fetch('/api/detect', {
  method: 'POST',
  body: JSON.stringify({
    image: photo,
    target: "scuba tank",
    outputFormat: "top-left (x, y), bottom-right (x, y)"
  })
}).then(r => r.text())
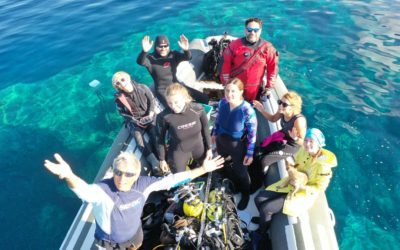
top-left (206, 188), bottom-right (225, 222)
top-left (183, 197), bottom-right (204, 219)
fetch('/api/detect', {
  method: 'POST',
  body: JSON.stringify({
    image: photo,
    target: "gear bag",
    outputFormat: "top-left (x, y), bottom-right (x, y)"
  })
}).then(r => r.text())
top-left (202, 34), bottom-right (232, 81)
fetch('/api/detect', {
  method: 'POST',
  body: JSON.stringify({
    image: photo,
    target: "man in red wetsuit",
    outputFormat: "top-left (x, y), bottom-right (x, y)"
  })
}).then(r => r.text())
top-left (220, 17), bottom-right (279, 101)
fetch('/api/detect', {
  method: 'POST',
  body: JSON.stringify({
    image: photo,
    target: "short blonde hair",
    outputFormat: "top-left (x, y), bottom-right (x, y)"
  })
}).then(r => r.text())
top-left (111, 71), bottom-right (131, 89)
top-left (282, 91), bottom-right (303, 114)
top-left (112, 151), bottom-right (141, 172)
top-left (165, 83), bottom-right (193, 103)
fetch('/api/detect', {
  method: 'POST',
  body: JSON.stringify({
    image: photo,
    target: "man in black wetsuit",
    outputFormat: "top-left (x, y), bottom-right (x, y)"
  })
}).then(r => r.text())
top-left (136, 34), bottom-right (209, 107)
top-left (112, 71), bottom-right (161, 175)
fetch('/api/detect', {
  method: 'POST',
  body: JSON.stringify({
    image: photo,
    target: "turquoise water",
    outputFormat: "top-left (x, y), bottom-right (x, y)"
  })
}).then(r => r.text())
top-left (1, 0), bottom-right (399, 249)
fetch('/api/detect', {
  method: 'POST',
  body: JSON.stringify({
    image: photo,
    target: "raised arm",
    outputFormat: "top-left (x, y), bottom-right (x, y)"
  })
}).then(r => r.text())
top-left (178, 34), bottom-right (189, 51)
top-left (136, 36), bottom-right (153, 69)
top-left (143, 155), bottom-right (225, 197)
top-left (142, 35), bottom-right (153, 52)
top-left (44, 153), bottom-right (87, 189)
top-left (175, 35), bottom-right (192, 63)
top-left (189, 155), bottom-right (224, 178)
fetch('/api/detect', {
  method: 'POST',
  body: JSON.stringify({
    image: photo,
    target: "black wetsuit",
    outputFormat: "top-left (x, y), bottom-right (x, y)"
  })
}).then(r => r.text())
top-left (254, 190), bottom-right (287, 233)
top-left (157, 103), bottom-right (211, 173)
top-left (261, 113), bottom-right (305, 168)
top-left (115, 82), bottom-right (158, 162)
top-left (137, 50), bottom-right (209, 106)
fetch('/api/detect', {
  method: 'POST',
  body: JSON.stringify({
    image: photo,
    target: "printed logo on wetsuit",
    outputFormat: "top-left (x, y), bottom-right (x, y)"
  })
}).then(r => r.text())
top-left (177, 121), bottom-right (196, 130)
top-left (119, 199), bottom-right (140, 210)
top-left (163, 62), bottom-right (171, 68)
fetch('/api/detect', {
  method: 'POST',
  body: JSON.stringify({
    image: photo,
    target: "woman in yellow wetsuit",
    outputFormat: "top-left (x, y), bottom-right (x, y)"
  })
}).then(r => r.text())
top-left (254, 128), bottom-right (337, 232)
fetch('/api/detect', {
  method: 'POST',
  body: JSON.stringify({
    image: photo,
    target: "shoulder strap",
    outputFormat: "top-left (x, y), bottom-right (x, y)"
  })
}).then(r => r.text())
top-left (230, 41), bottom-right (270, 78)
top-left (292, 113), bottom-right (305, 122)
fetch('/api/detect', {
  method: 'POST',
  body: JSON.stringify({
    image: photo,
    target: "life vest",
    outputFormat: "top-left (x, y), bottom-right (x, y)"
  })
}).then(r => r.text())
top-left (266, 147), bottom-right (337, 217)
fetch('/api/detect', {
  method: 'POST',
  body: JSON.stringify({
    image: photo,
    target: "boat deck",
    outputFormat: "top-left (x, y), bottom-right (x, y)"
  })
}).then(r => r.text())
top-left (60, 36), bottom-right (338, 250)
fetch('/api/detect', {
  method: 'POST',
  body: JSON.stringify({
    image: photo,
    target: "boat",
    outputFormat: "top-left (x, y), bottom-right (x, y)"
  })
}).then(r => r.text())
top-left (60, 35), bottom-right (338, 250)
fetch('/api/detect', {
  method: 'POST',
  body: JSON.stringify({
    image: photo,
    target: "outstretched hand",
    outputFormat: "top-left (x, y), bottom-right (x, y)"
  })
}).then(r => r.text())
top-left (203, 155), bottom-right (225, 172)
top-left (178, 34), bottom-right (189, 51)
top-left (44, 153), bottom-right (73, 179)
top-left (142, 35), bottom-right (153, 52)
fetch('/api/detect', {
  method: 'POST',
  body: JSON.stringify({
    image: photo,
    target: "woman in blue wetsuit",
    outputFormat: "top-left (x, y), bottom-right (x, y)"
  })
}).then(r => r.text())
top-left (157, 83), bottom-right (213, 174)
top-left (211, 78), bottom-right (257, 210)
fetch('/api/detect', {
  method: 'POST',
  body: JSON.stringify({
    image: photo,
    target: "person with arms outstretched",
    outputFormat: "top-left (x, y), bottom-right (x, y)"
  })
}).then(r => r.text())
top-left (44, 152), bottom-right (224, 250)
top-left (137, 34), bottom-right (208, 106)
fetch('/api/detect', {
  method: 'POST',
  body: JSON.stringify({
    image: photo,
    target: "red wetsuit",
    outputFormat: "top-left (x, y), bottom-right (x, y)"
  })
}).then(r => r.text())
top-left (220, 38), bottom-right (279, 101)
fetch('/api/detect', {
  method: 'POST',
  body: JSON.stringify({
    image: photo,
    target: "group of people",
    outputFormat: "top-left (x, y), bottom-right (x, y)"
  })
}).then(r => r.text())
top-left (44, 17), bottom-right (337, 250)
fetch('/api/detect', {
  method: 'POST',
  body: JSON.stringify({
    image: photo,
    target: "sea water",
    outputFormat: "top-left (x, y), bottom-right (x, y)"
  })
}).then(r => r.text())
top-left (0, 0), bottom-right (399, 249)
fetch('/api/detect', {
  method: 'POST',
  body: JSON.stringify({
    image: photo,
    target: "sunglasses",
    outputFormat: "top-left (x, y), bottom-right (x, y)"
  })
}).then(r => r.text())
top-left (277, 100), bottom-right (292, 108)
top-left (113, 169), bottom-right (136, 178)
top-left (114, 78), bottom-right (129, 87)
top-left (157, 45), bottom-right (169, 48)
top-left (246, 27), bottom-right (260, 33)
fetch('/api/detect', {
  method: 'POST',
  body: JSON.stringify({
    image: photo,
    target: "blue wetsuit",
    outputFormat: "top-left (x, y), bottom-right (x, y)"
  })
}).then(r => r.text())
top-left (212, 98), bottom-right (257, 157)
top-left (211, 98), bottom-right (257, 195)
